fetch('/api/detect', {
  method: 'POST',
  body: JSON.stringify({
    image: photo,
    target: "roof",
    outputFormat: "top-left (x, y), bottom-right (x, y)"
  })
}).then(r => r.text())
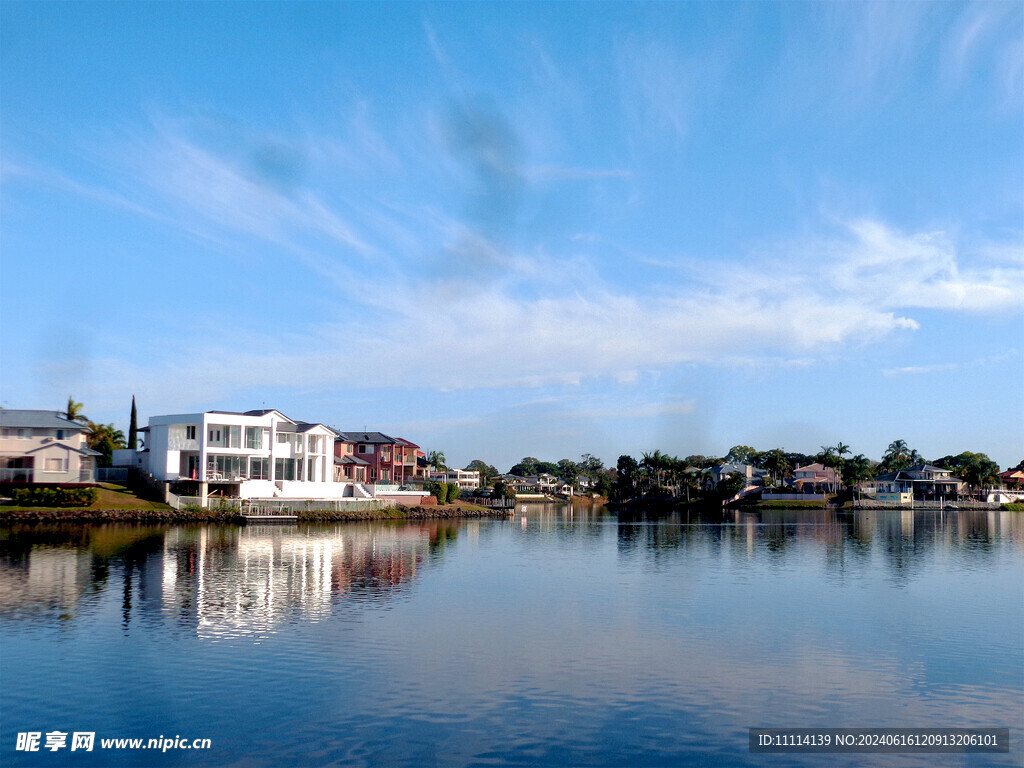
top-left (334, 455), bottom-right (370, 466)
top-left (795, 463), bottom-right (836, 473)
top-left (273, 421), bottom-right (337, 435)
top-left (0, 409), bottom-right (89, 431)
top-left (336, 431), bottom-right (397, 444)
top-left (907, 464), bottom-right (950, 473)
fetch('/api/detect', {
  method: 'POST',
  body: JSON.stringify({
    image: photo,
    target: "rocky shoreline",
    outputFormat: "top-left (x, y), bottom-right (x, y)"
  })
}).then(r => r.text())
top-left (0, 505), bottom-right (513, 524)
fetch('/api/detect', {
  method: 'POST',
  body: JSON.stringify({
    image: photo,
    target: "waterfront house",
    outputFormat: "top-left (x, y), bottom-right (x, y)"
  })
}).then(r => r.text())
top-left (429, 468), bottom-right (481, 491)
top-left (792, 463), bottom-right (840, 493)
top-left (863, 464), bottom-right (964, 501)
top-left (0, 409), bottom-right (100, 484)
top-left (143, 409), bottom-right (341, 500)
top-left (998, 469), bottom-right (1024, 488)
top-left (333, 432), bottom-right (423, 486)
top-left (704, 463), bottom-right (767, 491)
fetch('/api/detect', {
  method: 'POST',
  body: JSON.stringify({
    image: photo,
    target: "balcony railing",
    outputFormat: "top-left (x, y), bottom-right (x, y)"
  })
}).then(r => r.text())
top-left (0, 468), bottom-right (34, 483)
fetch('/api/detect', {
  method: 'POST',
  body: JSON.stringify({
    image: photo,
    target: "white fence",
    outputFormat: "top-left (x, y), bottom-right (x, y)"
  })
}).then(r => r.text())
top-left (762, 493), bottom-right (826, 501)
top-left (243, 498), bottom-right (387, 515)
top-left (168, 495), bottom-right (386, 514)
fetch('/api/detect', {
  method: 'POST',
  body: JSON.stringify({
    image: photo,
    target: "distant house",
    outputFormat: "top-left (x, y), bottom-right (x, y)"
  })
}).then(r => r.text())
top-left (704, 463), bottom-right (767, 490)
top-left (0, 409), bottom-right (100, 484)
top-left (143, 409), bottom-right (339, 499)
top-left (998, 469), bottom-right (1024, 488)
top-left (429, 468), bottom-right (481, 491)
top-left (792, 463), bottom-right (840, 493)
top-left (864, 464), bottom-right (964, 500)
top-left (495, 473), bottom-right (561, 495)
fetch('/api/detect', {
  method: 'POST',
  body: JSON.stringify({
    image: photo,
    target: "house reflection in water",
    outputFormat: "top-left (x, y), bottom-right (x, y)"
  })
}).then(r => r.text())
top-left (0, 522), bottom-right (456, 639)
top-left (160, 524), bottom-right (439, 639)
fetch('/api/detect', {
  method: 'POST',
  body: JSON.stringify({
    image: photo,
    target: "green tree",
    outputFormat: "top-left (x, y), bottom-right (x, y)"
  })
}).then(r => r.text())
top-left (717, 473), bottom-right (747, 501)
top-left (509, 457), bottom-right (540, 476)
top-left (578, 453), bottom-right (605, 484)
top-left (936, 452), bottom-right (999, 493)
top-left (879, 440), bottom-right (921, 473)
top-left (725, 445), bottom-right (757, 465)
top-left (844, 454), bottom-right (874, 498)
top-left (65, 396), bottom-right (86, 424)
top-left (556, 458), bottom-right (580, 487)
top-left (760, 449), bottom-right (791, 487)
top-left (86, 422), bottom-right (126, 468)
top-left (536, 461), bottom-right (560, 476)
top-left (426, 450), bottom-right (447, 471)
top-left (613, 455), bottom-right (638, 501)
top-left (491, 479), bottom-right (515, 500)
top-left (591, 471), bottom-right (613, 498)
top-left (128, 396), bottom-right (138, 450)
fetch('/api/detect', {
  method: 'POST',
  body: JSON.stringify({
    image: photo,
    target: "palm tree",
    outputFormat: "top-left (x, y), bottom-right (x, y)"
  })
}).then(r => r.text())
top-left (85, 421), bottom-right (127, 467)
top-left (881, 440), bottom-right (915, 473)
top-left (66, 396), bottom-right (86, 424)
top-left (426, 450), bottom-right (447, 471)
top-left (844, 454), bottom-right (874, 501)
top-left (761, 449), bottom-right (790, 488)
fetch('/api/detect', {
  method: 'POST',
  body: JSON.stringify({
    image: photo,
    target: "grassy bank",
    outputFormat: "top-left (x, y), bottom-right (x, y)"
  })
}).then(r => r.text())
top-left (753, 500), bottom-right (829, 509)
top-left (0, 496), bottom-right (509, 523)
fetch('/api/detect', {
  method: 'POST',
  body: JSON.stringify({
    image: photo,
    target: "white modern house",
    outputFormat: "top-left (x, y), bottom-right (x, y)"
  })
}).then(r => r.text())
top-left (428, 468), bottom-right (481, 491)
top-left (0, 409), bottom-right (101, 484)
top-left (142, 409), bottom-right (348, 501)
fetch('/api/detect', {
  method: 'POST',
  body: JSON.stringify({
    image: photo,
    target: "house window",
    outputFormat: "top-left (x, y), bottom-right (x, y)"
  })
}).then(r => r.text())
top-left (185, 425), bottom-right (197, 440)
top-left (308, 458), bottom-right (317, 482)
top-left (227, 425), bottom-right (241, 448)
top-left (2, 428), bottom-right (29, 439)
top-left (55, 430), bottom-right (65, 440)
top-left (358, 444), bottom-right (373, 454)
top-left (207, 455), bottom-right (246, 479)
top-left (245, 427), bottom-right (264, 450)
top-left (308, 435), bottom-right (320, 453)
top-left (208, 428), bottom-right (221, 445)
top-left (45, 458), bottom-right (67, 472)
top-left (275, 458), bottom-right (297, 481)
top-left (277, 432), bottom-right (288, 444)
top-left (249, 457), bottom-right (269, 480)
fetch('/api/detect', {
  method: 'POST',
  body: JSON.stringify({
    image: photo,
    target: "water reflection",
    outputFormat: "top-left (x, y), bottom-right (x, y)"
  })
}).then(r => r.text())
top-left (1, 509), bottom-right (1017, 636)
top-left (615, 507), bottom-right (1023, 580)
top-left (0, 509), bottom-right (1021, 767)
top-left (0, 521), bottom-right (464, 639)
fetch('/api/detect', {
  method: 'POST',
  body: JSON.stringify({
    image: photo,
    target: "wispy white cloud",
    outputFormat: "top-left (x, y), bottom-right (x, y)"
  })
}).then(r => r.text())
top-left (882, 351), bottom-right (1019, 377)
top-left (882, 363), bottom-right (959, 377)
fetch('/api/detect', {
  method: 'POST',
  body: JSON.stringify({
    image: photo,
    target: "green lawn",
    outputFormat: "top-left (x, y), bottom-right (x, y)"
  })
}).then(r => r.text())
top-left (1, 482), bottom-right (171, 512)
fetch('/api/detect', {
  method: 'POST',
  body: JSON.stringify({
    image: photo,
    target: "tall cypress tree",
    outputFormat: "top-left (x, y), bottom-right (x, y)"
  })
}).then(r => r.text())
top-left (128, 396), bottom-right (138, 450)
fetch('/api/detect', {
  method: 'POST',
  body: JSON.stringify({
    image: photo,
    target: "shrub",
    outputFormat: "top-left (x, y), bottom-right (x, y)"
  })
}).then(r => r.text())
top-left (9, 486), bottom-right (98, 507)
top-left (445, 483), bottom-right (460, 504)
top-left (1001, 503), bottom-right (1024, 512)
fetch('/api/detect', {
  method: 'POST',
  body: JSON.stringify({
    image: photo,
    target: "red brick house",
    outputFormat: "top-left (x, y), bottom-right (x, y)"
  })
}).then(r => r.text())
top-left (333, 432), bottom-right (423, 485)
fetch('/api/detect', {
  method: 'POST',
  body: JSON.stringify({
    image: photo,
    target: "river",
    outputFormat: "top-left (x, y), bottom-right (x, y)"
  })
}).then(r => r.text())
top-left (1, 505), bottom-right (1021, 767)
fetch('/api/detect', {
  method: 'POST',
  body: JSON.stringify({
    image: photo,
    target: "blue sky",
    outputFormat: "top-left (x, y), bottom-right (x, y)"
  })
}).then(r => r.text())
top-left (2, 2), bottom-right (1022, 471)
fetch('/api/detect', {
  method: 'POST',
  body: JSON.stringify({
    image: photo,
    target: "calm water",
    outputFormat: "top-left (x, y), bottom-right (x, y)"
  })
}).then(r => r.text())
top-left (1, 506), bottom-right (1021, 767)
